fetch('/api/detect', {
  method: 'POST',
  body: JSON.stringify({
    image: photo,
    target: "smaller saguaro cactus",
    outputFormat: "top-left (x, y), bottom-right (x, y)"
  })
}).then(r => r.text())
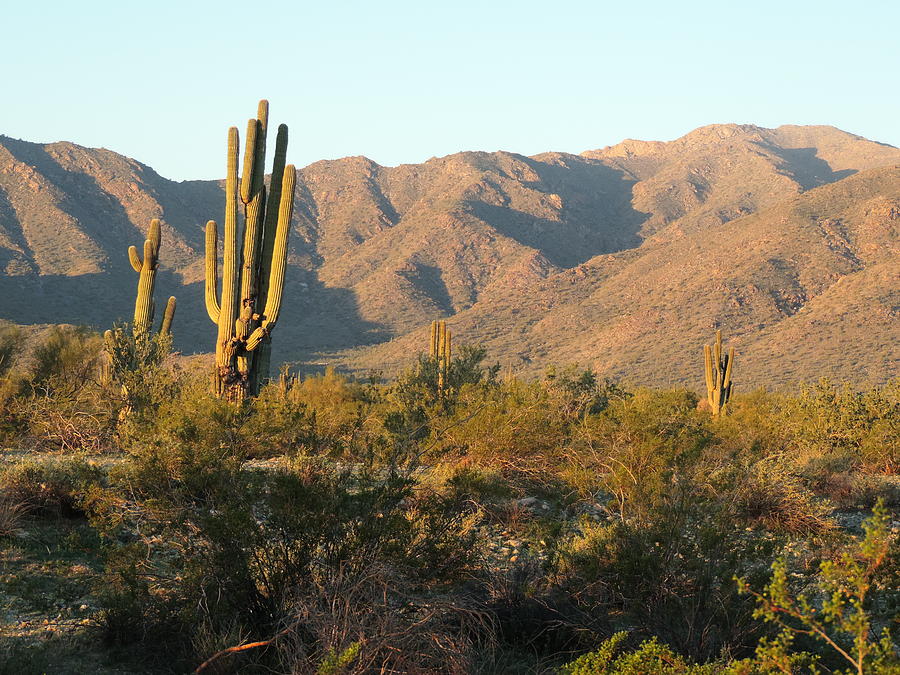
top-left (103, 220), bottom-right (176, 408)
top-left (127, 218), bottom-right (176, 338)
top-left (429, 320), bottom-right (452, 395)
top-left (704, 329), bottom-right (734, 416)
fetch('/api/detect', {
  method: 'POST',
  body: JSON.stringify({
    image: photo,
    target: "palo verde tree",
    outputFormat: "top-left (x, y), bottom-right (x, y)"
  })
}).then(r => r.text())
top-left (205, 100), bottom-right (296, 401)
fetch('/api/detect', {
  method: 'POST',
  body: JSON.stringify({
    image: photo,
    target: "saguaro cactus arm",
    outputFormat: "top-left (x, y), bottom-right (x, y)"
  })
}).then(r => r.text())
top-left (128, 247), bottom-right (142, 272)
top-left (160, 297), bottom-right (176, 335)
top-left (204, 220), bottom-right (220, 323)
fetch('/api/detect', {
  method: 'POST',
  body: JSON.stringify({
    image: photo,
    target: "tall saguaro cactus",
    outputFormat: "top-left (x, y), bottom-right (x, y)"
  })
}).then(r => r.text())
top-left (205, 100), bottom-right (296, 401)
top-left (128, 218), bottom-right (176, 338)
top-left (704, 329), bottom-right (734, 416)
top-left (429, 320), bottom-right (452, 396)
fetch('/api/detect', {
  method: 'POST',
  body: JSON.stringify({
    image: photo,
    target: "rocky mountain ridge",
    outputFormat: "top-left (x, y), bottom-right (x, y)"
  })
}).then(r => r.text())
top-left (0, 123), bottom-right (897, 388)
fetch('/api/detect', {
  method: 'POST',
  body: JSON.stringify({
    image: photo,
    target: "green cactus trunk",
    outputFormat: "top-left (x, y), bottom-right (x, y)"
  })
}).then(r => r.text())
top-left (205, 100), bottom-right (296, 402)
top-left (703, 329), bottom-right (734, 416)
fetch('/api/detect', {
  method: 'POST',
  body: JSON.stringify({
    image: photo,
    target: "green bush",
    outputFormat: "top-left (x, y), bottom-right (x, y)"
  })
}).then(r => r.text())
top-left (1, 456), bottom-right (104, 517)
top-left (781, 379), bottom-right (900, 474)
top-left (560, 632), bottom-right (719, 674)
top-left (737, 500), bottom-right (900, 674)
top-left (570, 388), bottom-right (712, 523)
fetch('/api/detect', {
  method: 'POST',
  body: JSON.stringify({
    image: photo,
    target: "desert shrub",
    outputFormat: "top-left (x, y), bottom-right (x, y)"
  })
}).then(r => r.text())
top-left (437, 378), bottom-right (569, 474)
top-left (27, 325), bottom-right (103, 395)
top-left (0, 493), bottom-right (27, 537)
top-left (781, 379), bottom-right (900, 474)
top-left (543, 365), bottom-right (629, 421)
top-left (242, 387), bottom-right (319, 458)
top-left (10, 325), bottom-right (115, 451)
top-left (275, 368), bottom-right (380, 456)
top-left (560, 631), bottom-right (720, 674)
top-left (737, 500), bottom-right (900, 674)
top-left (394, 343), bottom-right (498, 412)
top-left (96, 432), bottom-right (481, 670)
top-left (474, 553), bottom-right (596, 660)
top-left (723, 455), bottom-right (835, 534)
top-left (569, 388), bottom-right (712, 523)
top-left (1, 456), bottom-right (104, 517)
top-left (558, 631), bottom-right (825, 674)
top-left (0, 321), bottom-right (23, 379)
top-left (273, 559), bottom-right (489, 674)
top-left (113, 379), bottom-right (251, 499)
top-left (15, 387), bottom-right (116, 452)
top-left (102, 323), bottom-right (178, 420)
top-left (559, 498), bottom-right (774, 661)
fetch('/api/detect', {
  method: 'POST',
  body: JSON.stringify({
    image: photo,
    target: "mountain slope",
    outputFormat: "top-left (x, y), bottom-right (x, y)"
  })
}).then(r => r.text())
top-left (0, 123), bottom-right (897, 387)
top-left (352, 164), bottom-right (900, 389)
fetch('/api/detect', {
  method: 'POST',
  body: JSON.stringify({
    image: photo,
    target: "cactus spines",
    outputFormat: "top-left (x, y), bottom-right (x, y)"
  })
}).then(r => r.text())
top-left (205, 100), bottom-right (296, 401)
top-left (429, 320), bottom-right (452, 396)
top-left (704, 329), bottom-right (734, 416)
top-left (129, 218), bottom-right (174, 338)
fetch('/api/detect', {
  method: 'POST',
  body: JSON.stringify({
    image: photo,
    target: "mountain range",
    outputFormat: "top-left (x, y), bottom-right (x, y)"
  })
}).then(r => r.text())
top-left (0, 123), bottom-right (897, 389)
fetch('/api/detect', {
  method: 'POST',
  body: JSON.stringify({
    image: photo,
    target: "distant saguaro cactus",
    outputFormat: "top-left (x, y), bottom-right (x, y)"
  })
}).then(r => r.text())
top-left (703, 329), bottom-right (734, 416)
top-left (205, 100), bottom-right (296, 401)
top-left (103, 219), bottom-right (175, 405)
top-left (429, 320), bottom-right (452, 396)
top-left (127, 218), bottom-right (176, 339)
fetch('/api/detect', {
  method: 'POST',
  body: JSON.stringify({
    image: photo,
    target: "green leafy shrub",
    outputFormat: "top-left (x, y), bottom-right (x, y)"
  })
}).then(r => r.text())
top-left (1, 456), bottom-right (104, 517)
top-left (782, 379), bottom-right (900, 474)
top-left (560, 632), bottom-right (719, 674)
top-left (737, 500), bottom-right (900, 674)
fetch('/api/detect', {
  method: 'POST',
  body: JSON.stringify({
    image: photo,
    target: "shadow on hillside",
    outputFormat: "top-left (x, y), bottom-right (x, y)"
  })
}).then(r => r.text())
top-left (153, 179), bottom-right (225, 253)
top-left (0, 261), bottom-right (388, 370)
top-left (0, 266), bottom-right (198, 341)
top-left (764, 146), bottom-right (857, 191)
top-left (395, 262), bottom-right (455, 315)
top-left (465, 157), bottom-right (649, 268)
top-left (0, 185), bottom-right (37, 272)
top-left (1, 138), bottom-right (146, 253)
top-left (265, 268), bottom-right (391, 365)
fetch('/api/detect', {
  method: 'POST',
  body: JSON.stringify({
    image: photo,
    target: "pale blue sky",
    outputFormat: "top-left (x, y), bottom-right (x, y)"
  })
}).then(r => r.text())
top-left (3, 0), bottom-right (897, 181)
